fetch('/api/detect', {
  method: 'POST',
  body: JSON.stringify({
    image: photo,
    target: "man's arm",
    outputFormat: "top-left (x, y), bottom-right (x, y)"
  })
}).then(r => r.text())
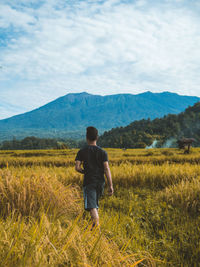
top-left (75, 160), bottom-right (84, 174)
top-left (103, 161), bottom-right (114, 195)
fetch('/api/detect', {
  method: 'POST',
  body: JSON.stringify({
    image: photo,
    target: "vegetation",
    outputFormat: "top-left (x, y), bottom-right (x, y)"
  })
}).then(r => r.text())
top-left (1, 101), bottom-right (200, 150)
top-left (0, 92), bottom-right (199, 142)
top-left (0, 136), bottom-right (86, 150)
top-left (0, 147), bottom-right (199, 266)
top-left (98, 102), bottom-right (200, 148)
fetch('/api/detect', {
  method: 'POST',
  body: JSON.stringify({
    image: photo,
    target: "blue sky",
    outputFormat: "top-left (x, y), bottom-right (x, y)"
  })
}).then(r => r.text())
top-left (0, 0), bottom-right (200, 119)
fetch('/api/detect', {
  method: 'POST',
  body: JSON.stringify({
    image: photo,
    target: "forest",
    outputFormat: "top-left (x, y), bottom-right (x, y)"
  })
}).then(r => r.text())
top-left (0, 136), bottom-right (86, 150)
top-left (98, 102), bottom-right (200, 148)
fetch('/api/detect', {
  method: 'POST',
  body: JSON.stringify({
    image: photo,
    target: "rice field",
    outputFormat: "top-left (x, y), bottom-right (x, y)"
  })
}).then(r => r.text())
top-left (0, 147), bottom-right (199, 266)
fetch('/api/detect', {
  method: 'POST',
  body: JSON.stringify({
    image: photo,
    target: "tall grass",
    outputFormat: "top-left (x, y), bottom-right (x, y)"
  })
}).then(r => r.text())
top-left (1, 147), bottom-right (200, 168)
top-left (0, 169), bottom-right (81, 219)
top-left (0, 148), bottom-right (200, 266)
top-left (0, 211), bottom-right (140, 266)
top-left (158, 177), bottom-right (200, 214)
top-left (111, 162), bottom-right (200, 189)
top-left (0, 166), bottom-right (148, 266)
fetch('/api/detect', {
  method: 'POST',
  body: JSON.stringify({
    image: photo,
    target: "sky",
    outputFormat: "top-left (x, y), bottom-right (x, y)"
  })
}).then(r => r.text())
top-left (0, 0), bottom-right (200, 119)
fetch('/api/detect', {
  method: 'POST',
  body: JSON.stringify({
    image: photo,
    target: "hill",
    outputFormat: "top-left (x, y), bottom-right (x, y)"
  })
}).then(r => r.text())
top-left (98, 102), bottom-right (200, 148)
top-left (0, 91), bottom-right (199, 141)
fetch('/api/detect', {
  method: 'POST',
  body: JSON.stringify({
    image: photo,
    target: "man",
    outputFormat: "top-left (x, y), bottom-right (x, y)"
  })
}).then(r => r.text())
top-left (75, 126), bottom-right (114, 229)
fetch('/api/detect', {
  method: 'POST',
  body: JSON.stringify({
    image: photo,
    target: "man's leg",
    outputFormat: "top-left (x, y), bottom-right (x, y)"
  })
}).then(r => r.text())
top-left (90, 208), bottom-right (99, 228)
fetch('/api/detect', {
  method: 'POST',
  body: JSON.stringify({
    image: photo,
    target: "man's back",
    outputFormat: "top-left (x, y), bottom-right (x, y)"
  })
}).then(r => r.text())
top-left (75, 126), bottom-right (113, 228)
top-left (75, 145), bottom-right (108, 186)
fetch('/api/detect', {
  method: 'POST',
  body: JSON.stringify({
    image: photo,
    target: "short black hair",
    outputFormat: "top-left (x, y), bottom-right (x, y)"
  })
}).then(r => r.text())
top-left (86, 126), bottom-right (98, 141)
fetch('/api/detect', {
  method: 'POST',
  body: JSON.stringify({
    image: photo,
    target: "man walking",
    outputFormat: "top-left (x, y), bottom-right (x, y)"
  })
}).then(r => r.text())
top-left (75, 126), bottom-right (114, 228)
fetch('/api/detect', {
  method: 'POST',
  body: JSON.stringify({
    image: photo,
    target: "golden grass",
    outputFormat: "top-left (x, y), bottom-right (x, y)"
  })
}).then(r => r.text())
top-left (0, 164), bottom-right (149, 266)
top-left (111, 162), bottom-right (200, 189)
top-left (0, 169), bottom-right (81, 219)
top-left (1, 147), bottom-right (200, 168)
top-left (0, 211), bottom-right (139, 266)
top-left (0, 147), bottom-right (200, 266)
top-left (158, 177), bottom-right (200, 214)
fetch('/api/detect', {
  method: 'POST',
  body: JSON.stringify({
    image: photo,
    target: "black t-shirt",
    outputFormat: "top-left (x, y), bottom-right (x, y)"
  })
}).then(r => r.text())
top-left (75, 145), bottom-right (108, 186)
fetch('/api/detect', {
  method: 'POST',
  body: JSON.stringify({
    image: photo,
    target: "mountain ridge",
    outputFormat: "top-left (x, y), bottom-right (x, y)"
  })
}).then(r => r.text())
top-left (0, 91), bottom-right (199, 141)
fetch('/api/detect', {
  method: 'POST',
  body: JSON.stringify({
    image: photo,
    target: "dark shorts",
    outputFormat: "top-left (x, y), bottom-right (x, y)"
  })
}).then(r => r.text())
top-left (83, 183), bottom-right (105, 211)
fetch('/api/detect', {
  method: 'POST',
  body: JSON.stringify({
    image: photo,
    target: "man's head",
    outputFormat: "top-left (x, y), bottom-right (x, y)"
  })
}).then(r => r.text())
top-left (86, 126), bottom-right (98, 142)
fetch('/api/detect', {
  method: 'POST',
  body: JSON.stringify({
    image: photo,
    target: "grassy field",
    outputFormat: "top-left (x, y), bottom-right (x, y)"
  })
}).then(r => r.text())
top-left (0, 147), bottom-right (199, 266)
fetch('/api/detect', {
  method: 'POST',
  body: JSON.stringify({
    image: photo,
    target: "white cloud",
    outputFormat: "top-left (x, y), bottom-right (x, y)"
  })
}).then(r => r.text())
top-left (0, 4), bottom-right (36, 29)
top-left (0, 0), bottom-right (200, 118)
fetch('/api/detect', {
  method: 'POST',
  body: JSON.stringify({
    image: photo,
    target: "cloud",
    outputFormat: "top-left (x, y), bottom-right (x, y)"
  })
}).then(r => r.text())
top-left (0, 0), bottom-right (200, 118)
top-left (0, 99), bottom-right (27, 119)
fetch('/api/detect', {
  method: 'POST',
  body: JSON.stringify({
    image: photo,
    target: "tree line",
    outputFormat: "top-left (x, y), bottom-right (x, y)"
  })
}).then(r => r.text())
top-left (98, 102), bottom-right (200, 148)
top-left (0, 136), bottom-right (86, 150)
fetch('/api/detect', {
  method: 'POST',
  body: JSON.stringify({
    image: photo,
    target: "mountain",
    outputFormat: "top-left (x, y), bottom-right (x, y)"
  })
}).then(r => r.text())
top-left (98, 102), bottom-right (200, 148)
top-left (0, 91), bottom-right (199, 141)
